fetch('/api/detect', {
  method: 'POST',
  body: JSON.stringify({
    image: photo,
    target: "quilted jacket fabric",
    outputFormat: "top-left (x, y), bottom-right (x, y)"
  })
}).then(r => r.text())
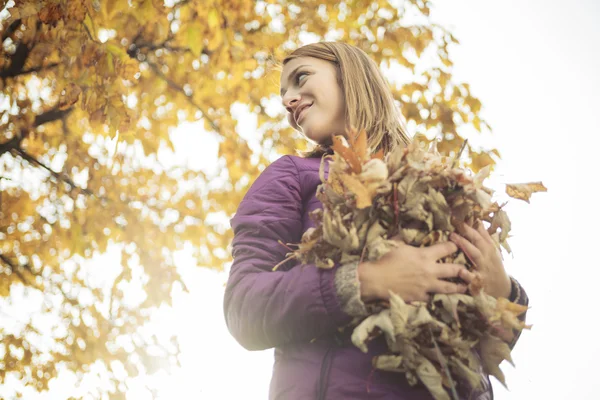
top-left (224, 154), bottom-right (529, 400)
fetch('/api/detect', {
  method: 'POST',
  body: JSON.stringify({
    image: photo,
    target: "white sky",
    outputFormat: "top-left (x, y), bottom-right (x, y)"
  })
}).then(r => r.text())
top-left (10, 1), bottom-right (600, 399)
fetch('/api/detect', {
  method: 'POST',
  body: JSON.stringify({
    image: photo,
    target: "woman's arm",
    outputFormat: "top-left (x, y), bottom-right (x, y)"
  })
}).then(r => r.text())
top-left (223, 156), bottom-right (353, 351)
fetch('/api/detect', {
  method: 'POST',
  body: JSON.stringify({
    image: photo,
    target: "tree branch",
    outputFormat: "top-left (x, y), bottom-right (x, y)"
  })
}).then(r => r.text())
top-left (4, 41), bottom-right (31, 77)
top-left (1, 19), bottom-right (21, 43)
top-left (0, 253), bottom-right (29, 286)
top-left (34, 107), bottom-right (73, 127)
top-left (0, 62), bottom-right (60, 79)
top-left (128, 41), bottom-right (191, 58)
top-left (12, 148), bottom-right (94, 196)
top-left (1, 20), bottom-right (45, 80)
top-left (0, 252), bottom-right (81, 309)
top-left (1, 107), bottom-right (72, 157)
top-left (0, 135), bottom-right (23, 157)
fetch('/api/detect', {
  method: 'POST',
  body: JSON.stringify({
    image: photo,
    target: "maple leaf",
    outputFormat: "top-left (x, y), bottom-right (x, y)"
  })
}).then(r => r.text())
top-left (389, 291), bottom-right (412, 336)
top-left (322, 209), bottom-right (361, 252)
top-left (505, 182), bottom-right (548, 203)
top-left (358, 158), bottom-right (391, 196)
top-left (373, 354), bottom-right (404, 372)
top-left (340, 173), bottom-right (373, 209)
top-left (348, 127), bottom-right (370, 163)
top-left (450, 357), bottom-right (482, 390)
top-left (492, 297), bottom-right (532, 331)
top-left (432, 294), bottom-right (474, 327)
top-left (351, 309), bottom-right (395, 353)
top-left (479, 334), bottom-right (513, 387)
top-left (416, 358), bottom-right (451, 400)
top-left (332, 135), bottom-right (362, 174)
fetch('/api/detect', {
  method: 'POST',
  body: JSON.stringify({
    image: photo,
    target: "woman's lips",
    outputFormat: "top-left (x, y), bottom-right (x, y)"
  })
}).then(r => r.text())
top-left (296, 105), bottom-right (311, 124)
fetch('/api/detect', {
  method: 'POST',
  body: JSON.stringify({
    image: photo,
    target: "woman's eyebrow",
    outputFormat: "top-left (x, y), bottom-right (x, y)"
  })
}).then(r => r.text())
top-left (280, 65), bottom-right (309, 97)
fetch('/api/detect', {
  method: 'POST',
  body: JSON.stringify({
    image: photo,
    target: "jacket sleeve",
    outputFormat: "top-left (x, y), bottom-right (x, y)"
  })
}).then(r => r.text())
top-left (223, 155), bottom-right (353, 351)
top-left (507, 276), bottom-right (530, 350)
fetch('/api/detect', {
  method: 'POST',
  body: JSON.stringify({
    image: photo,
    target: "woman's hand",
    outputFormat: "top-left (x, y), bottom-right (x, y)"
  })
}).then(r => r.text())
top-left (449, 221), bottom-right (511, 299)
top-left (358, 235), bottom-right (476, 303)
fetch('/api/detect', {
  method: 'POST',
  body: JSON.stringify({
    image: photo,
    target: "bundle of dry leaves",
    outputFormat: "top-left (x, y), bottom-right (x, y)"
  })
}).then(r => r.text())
top-left (277, 129), bottom-right (546, 400)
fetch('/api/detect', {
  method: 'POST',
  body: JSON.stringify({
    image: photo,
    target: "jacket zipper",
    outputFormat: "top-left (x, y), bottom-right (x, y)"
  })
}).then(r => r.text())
top-left (317, 345), bottom-right (334, 400)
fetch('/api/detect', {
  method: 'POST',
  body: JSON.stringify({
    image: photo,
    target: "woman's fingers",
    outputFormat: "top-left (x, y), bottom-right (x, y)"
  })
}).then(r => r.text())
top-left (458, 223), bottom-right (486, 248)
top-left (458, 268), bottom-right (477, 284)
top-left (450, 232), bottom-right (482, 268)
top-left (425, 241), bottom-right (458, 260)
top-left (432, 280), bottom-right (468, 295)
top-left (476, 221), bottom-right (495, 245)
top-left (426, 264), bottom-right (474, 296)
top-left (432, 263), bottom-right (470, 279)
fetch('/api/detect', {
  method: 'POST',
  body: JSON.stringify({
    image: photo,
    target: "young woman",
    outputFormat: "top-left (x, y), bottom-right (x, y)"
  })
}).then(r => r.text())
top-left (224, 42), bottom-right (528, 400)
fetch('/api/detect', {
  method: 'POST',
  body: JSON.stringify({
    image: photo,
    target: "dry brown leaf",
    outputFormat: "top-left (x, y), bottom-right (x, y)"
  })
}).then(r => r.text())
top-left (322, 211), bottom-right (360, 252)
top-left (492, 297), bottom-right (532, 331)
top-left (450, 357), bottom-right (482, 390)
top-left (340, 173), bottom-right (372, 208)
top-left (351, 309), bottom-right (395, 353)
top-left (479, 334), bottom-right (513, 387)
top-left (366, 236), bottom-right (394, 261)
top-left (389, 291), bottom-right (412, 336)
top-left (373, 354), bottom-right (404, 372)
top-left (416, 358), bottom-right (451, 400)
top-left (505, 182), bottom-right (547, 203)
top-left (433, 294), bottom-right (474, 327)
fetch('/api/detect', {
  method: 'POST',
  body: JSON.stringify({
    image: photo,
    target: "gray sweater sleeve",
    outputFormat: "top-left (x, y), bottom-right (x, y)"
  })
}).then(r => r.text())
top-left (334, 261), bottom-right (370, 318)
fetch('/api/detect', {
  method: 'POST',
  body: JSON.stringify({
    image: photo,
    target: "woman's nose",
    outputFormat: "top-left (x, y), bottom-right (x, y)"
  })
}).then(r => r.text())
top-left (282, 93), bottom-right (300, 112)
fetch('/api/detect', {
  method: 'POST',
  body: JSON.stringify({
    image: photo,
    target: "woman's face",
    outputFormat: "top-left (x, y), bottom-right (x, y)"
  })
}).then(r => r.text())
top-left (280, 56), bottom-right (346, 145)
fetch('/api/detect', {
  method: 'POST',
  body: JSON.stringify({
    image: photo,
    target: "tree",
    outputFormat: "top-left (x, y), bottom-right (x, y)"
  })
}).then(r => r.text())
top-left (0, 0), bottom-right (496, 397)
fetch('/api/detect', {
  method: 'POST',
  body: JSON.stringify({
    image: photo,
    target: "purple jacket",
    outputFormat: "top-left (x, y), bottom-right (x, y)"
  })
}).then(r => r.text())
top-left (224, 155), bottom-right (529, 400)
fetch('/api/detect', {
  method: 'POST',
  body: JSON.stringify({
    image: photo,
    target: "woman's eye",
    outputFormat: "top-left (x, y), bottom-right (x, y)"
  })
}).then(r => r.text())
top-left (296, 72), bottom-right (308, 84)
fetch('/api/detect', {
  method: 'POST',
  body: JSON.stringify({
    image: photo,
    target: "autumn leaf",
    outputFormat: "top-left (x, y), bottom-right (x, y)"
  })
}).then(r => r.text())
top-left (58, 83), bottom-right (82, 110)
top-left (450, 357), bottom-right (482, 390)
top-left (492, 297), bottom-right (532, 331)
top-left (505, 182), bottom-right (548, 203)
top-left (416, 358), bottom-right (451, 400)
top-left (373, 148), bottom-right (385, 160)
top-left (348, 127), bottom-right (369, 165)
top-left (340, 173), bottom-right (372, 209)
top-left (479, 334), bottom-right (513, 387)
top-left (374, 354), bottom-right (404, 372)
top-left (351, 309), bottom-right (395, 353)
top-left (331, 135), bottom-right (362, 174)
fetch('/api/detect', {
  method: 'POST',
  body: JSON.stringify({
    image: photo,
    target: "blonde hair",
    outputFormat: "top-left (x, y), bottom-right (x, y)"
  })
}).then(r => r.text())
top-left (281, 42), bottom-right (412, 158)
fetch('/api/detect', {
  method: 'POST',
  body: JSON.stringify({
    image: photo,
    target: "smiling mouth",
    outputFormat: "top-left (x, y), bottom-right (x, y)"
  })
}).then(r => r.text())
top-left (296, 105), bottom-right (311, 124)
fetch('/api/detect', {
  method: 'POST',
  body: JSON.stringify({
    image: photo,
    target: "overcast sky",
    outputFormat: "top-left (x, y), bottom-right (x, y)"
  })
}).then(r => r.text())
top-left (14, 1), bottom-right (600, 399)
